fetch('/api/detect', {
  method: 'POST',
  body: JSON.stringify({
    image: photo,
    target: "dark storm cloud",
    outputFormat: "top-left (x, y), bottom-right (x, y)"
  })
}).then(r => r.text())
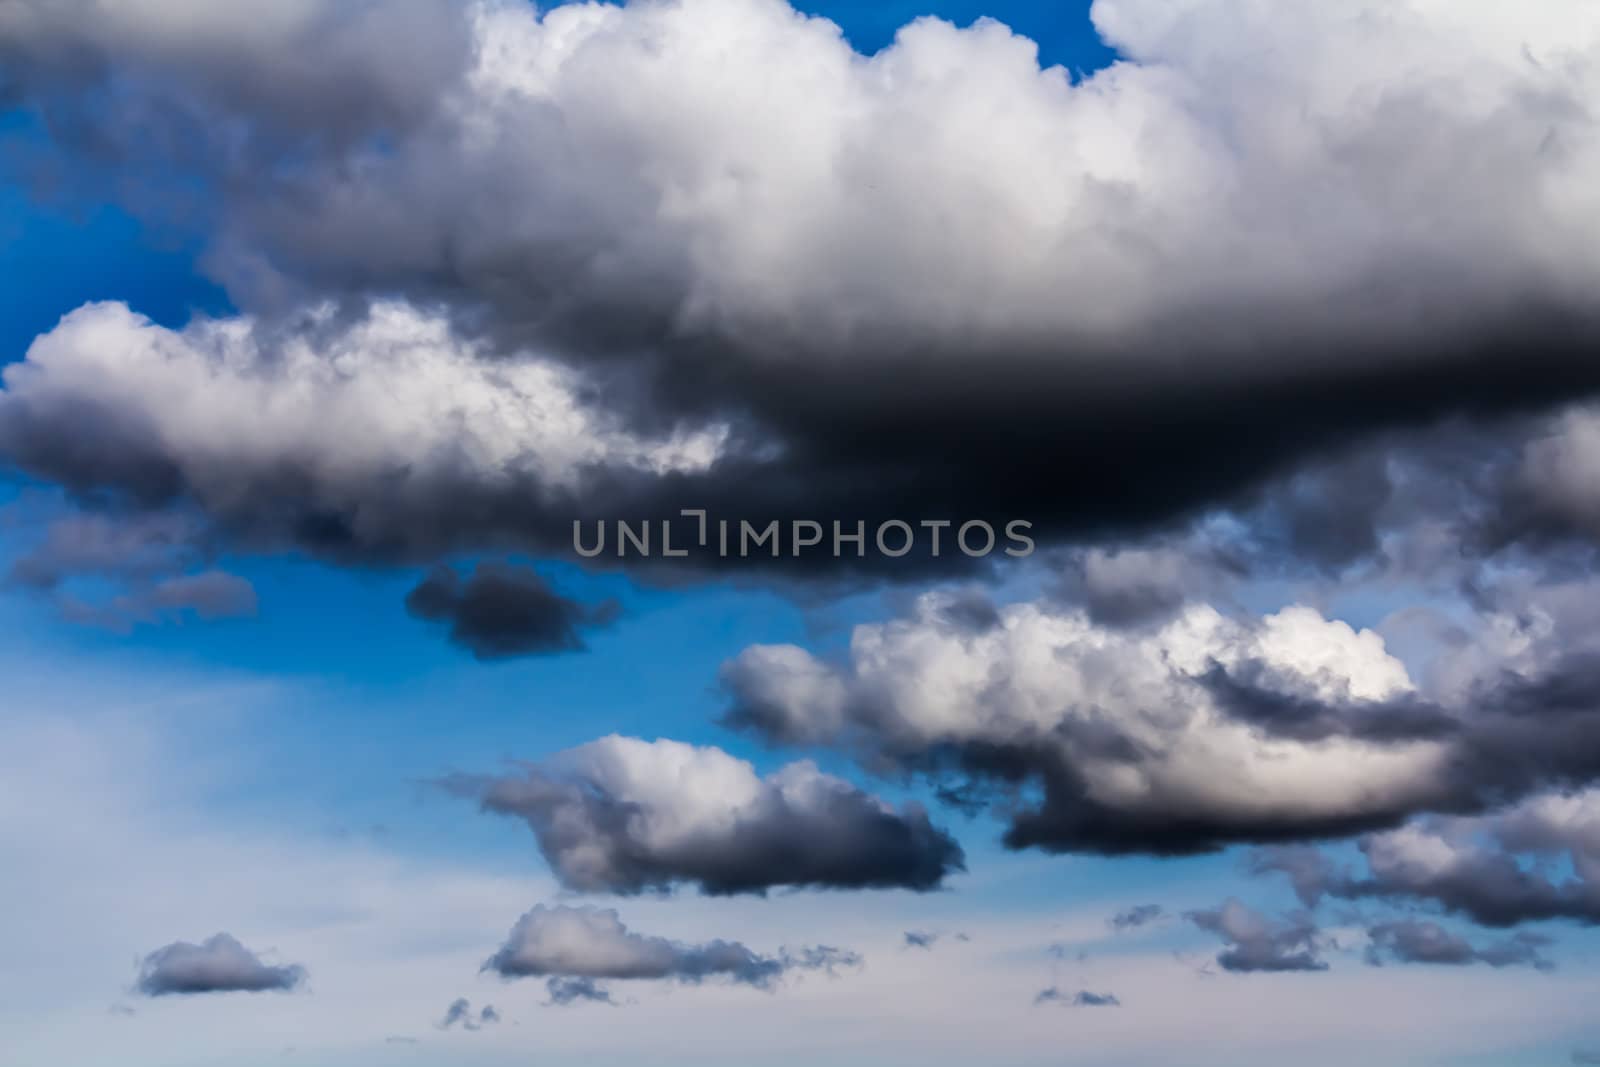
top-left (2, 1), bottom-right (1600, 588)
top-left (1035, 987), bottom-right (1120, 1007)
top-left (1186, 901), bottom-right (1327, 974)
top-left (405, 563), bottom-right (620, 659)
top-left (443, 736), bottom-right (963, 896)
top-left (135, 934), bottom-right (305, 997)
top-left (1109, 905), bottom-right (1163, 932)
top-left (1364, 920), bottom-right (1552, 971)
top-left (484, 906), bottom-right (860, 996)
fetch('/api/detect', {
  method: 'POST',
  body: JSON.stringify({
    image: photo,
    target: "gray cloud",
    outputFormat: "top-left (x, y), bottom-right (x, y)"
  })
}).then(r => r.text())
top-left (0, 0), bottom-right (471, 156)
top-left (484, 905), bottom-right (861, 998)
top-left (6, 511), bottom-right (201, 590)
top-left (405, 563), bottom-right (619, 659)
top-left (724, 573), bottom-right (1600, 860)
top-left (444, 735), bottom-right (963, 896)
top-left (4, 510), bottom-right (256, 630)
top-left (3, 1), bottom-right (1600, 591)
top-left (1364, 920), bottom-right (1553, 971)
top-left (1186, 900), bottom-right (1327, 974)
top-left (1253, 793), bottom-right (1600, 929)
top-left (544, 976), bottom-right (617, 1007)
top-left (1109, 904), bottom-right (1164, 932)
top-left (1035, 987), bottom-right (1120, 1007)
top-left (437, 998), bottom-right (499, 1031)
top-left (135, 933), bottom-right (305, 997)
top-left (56, 569), bottom-right (258, 633)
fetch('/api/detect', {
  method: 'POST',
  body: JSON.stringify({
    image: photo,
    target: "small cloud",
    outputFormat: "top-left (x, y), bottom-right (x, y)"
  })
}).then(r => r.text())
top-left (545, 977), bottom-right (617, 1007)
top-left (486, 905), bottom-right (862, 998)
top-left (1186, 900), bottom-right (1328, 974)
top-left (1036, 987), bottom-right (1121, 1008)
top-left (1109, 904), bottom-right (1164, 932)
top-left (1366, 920), bottom-right (1553, 971)
top-left (438, 998), bottom-right (500, 1031)
top-left (135, 933), bottom-right (305, 997)
top-left (406, 563), bottom-right (619, 660)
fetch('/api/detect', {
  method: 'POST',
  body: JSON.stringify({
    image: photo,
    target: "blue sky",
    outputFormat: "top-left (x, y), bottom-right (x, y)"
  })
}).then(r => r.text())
top-left (3, 2), bottom-right (1600, 1065)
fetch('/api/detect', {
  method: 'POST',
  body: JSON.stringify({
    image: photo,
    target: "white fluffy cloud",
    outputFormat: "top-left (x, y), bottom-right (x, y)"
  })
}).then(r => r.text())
top-left (0, 301), bottom-right (727, 553)
top-left (725, 592), bottom-right (1444, 853)
top-left (450, 735), bottom-right (964, 894)
top-left (220, 0), bottom-right (1600, 352)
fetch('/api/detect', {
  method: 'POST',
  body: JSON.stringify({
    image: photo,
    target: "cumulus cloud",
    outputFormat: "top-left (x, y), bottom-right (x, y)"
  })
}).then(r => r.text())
top-left (1186, 900), bottom-right (1327, 974)
top-left (444, 735), bottom-right (963, 895)
top-left (135, 933), bottom-right (306, 996)
top-left (0, 301), bottom-right (728, 565)
top-left (725, 581), bottom-right (1600, 859)
top-left (1364, 920), bottom-right (1553, 971)
top-left (3, 0), bottom-right (1600, 581)
top-left (483, 905), bottom-right (861, 1003)
top-left (724, 591), bottom-right (1453, 855)
top-left (405, 563), bottom-right (620, 659)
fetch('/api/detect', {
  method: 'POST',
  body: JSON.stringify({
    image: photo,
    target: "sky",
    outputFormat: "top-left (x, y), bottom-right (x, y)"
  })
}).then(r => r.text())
top-left (2, 1), bottom-right (1600, 1065)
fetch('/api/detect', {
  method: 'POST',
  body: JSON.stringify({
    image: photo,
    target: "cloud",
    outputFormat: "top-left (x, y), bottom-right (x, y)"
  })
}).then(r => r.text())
top-left (405, 563), bottom-right (620, 659)
top-left (1253, 792), bottom-right (1600, 928)
top-left (903, 931), bottom-right (938, 949)
top-left (1575, 1050), bottom-right (1600, 1065)
top-left (444, 735), bottom-right (963, 895)
top-left (1186, 900), bottom-right (1327, 974)
top-left (4, 510), bottom-right (256, 630)
top-left (724, 592), bottom-right (1448, 856)
top-left (725, 578), bottom-right (1600, 860)
top-left (1364, 920), bottom-right (1553, 971)
top-left (483, 905), bottom-right (861, 999)
top-left (1109, 905), bottom-right (1164, 932)
top-left (56, 570), bottom-right (258, 633)
top-left (4, 0), bottom-right (1600, 584)
top-left (0, 302), bottom-right (727, 566)
top-left (135, 933), bottom-right (306, 997)
top-left (544, 976), bottom-right (618, 1007)
top-left (437, 998), bottom-right (500, 1031)
top-left (6, 512), bottom-right (203, 590)
top-left (1035, 987), bottom-right (1121, 1007)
